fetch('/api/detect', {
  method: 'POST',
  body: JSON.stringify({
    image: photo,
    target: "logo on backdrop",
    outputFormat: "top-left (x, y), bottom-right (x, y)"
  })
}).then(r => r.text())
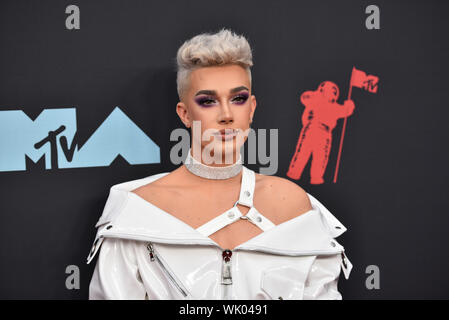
top-left (287, 66), bottom-right (379, 184)
top-left (0, 106), bottom-right (160, 172)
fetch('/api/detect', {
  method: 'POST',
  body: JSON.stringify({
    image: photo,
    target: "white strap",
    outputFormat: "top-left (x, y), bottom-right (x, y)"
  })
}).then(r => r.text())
top-left (244, 207), bottom-right (276, 231)
top-left (237, 167), bottom-right (255, 207)
top-left (195, 206), bottom-right (243, 237)
top-left (195, 167), bottom-right (276, 237)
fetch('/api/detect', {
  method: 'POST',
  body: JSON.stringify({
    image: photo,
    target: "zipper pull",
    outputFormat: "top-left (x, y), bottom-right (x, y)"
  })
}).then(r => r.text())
top-left (221, 249), bottom-right (233, 285)
top-left (339, 251), bottom-right (353, 280)
top-left (146, 243), bottom-right (155, 261)
top-left (340, 252), bottom-right (347, 269)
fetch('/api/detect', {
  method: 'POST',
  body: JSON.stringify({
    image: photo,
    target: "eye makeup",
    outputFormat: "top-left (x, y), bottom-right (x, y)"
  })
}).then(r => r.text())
top-left (194, 91), bottom-right (249, 108)
top-left (232, 92), bottom-right (249, 105)
top-left (194, 95), bottom-right (217, 107)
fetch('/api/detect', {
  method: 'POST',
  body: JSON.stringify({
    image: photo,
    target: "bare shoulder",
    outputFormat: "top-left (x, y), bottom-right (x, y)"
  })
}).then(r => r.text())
top-left (255, 173), bottom-right (313, 223)
top-left (130, 168), bottom-right (182, 199)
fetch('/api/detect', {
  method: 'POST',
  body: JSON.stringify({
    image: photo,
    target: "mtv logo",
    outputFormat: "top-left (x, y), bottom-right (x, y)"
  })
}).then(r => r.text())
top-left (0, 106), bottom-right (160, 172)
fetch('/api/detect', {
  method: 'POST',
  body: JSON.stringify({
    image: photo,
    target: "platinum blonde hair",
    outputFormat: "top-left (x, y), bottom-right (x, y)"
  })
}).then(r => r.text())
top-left (176, 28), bottom-right (253, 100)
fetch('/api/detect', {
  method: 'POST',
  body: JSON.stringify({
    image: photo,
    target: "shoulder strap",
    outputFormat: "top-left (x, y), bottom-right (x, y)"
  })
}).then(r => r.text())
top-left (236, 166), bottom-right (256, 207)
top-left (195, 167), bottom-right (275, 237)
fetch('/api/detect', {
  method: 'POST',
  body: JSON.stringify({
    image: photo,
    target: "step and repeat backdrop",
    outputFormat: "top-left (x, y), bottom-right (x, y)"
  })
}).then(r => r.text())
top-left (0, 0), bottom-right (448, 299)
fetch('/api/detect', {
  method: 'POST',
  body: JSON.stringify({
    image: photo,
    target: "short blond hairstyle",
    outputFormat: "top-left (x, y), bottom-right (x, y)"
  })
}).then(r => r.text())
top-left (176, 28), bottom-right (253, 100)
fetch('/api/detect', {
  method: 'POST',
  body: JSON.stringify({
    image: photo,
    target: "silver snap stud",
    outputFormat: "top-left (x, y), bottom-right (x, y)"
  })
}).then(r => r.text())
top-left (256, 216), bottom-right (262, 223)
top-left (330, 241), bottom-right (336, 247)
top-left (227, 211), bottom-right (235, 219)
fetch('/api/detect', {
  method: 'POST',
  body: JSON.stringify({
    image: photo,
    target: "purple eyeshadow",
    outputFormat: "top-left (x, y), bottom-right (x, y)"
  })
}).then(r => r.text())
top-left (195, 96), bottom-right (217, 107)
top-left (233, 92), bottom-right (249, 104)
top-left (194, 92), bottom-right (249, 108)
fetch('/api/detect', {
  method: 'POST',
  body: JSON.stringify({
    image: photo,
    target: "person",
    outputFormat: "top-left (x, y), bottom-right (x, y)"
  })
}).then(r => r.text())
top-left (86, 28), bottom-right (352, 300)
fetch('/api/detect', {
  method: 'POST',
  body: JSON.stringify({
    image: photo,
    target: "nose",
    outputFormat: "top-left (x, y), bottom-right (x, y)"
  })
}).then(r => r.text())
top-left (218, 101), bottom-right (234, 125)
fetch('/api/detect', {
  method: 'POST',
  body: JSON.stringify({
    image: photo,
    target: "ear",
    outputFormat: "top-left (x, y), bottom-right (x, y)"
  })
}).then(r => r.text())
top-left (176, 101), bottom-right (191, 128)
top-left (249, 94), bottom-right (257, 123)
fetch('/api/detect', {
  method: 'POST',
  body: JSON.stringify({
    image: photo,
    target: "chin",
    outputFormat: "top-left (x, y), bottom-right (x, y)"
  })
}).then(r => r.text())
top-left (201, 140), bottom-right (241, 164)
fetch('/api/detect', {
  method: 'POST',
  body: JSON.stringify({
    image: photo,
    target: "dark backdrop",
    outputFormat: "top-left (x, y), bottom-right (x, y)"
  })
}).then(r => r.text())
top-left (0, 0), bottom-right (448, 299)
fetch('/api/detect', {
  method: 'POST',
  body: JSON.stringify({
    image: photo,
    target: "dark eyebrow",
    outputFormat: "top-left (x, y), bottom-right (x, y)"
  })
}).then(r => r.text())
top-left (194, 86), bottom-right (249, 97)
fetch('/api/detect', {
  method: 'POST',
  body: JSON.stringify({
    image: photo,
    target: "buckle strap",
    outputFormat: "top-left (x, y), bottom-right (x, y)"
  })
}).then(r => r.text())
top-left (195, 167), bottom-right (276, 237)
top-left (237, 167), bottom-right (255, 207)
top-left (196, 205), bottom-right (243, 237)
top-left (196, 203), bottom-right (276, 237)
top-left (243, 207), bottom-right (276, 231)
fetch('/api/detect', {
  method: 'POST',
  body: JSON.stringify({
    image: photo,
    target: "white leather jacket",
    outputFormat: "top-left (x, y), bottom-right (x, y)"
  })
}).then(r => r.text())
top-left (87, 166), bottom-right (352, 300)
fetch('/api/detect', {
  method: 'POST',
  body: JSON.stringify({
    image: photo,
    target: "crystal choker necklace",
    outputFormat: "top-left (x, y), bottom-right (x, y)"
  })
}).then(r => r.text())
top-left (184, 148), bottom-right (243, 180)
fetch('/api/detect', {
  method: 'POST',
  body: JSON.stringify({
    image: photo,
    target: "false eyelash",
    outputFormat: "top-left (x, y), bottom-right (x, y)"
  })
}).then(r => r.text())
top-left (195, 96), bottom-right (216, 107)
top-left (232, 94), bottom-right (249, 104)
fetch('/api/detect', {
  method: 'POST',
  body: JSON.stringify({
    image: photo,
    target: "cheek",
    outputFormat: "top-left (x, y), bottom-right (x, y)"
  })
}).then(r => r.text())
top-left (234, 108), bottom-right (251, 123)
top-left (189, 106), bottom-right (213, 121)
top-left (192, 111), bottom-right (217, 127)
top-left (188, 112), bottom-right (216, 137)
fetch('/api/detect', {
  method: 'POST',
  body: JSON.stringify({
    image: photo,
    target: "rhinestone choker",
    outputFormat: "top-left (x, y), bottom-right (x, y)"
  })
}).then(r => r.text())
top-left (184, 148), bottom-right (243, 180)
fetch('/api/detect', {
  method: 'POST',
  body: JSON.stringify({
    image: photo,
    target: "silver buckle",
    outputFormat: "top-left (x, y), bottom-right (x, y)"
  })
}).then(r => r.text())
top-left (234, 201), bottom-right (251, 220)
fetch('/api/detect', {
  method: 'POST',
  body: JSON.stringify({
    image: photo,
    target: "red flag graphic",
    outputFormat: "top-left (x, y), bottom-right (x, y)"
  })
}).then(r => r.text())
top-left (333, 66), bottom-right (379, 183)
top-left (350, 67), bottom-right (379, 93)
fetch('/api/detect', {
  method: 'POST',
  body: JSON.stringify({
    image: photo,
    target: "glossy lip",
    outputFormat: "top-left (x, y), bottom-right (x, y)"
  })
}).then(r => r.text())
top-left (214, 129), bottom-right (239, 141)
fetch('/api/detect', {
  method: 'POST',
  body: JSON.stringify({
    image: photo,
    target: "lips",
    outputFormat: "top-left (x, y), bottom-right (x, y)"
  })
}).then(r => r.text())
top-left (218, 128), bottom-right (237, 134)
top-left (214, 128), bottom-right (238, 141)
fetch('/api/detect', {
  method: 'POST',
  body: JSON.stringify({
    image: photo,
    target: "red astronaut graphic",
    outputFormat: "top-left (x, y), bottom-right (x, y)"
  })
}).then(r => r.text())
top-left (287, 81), bottom-right (355, 184)
top-left (287, 66), bottom-right (379, 184)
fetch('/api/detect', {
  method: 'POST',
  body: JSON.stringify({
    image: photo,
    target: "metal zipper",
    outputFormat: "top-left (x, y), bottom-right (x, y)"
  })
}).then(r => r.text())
top-left (233, 244), bottom-right (345, 257)
top-left (146, 242), bottom-right (189, 298)
top-left (221, 249), bottom-right (233, 299)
